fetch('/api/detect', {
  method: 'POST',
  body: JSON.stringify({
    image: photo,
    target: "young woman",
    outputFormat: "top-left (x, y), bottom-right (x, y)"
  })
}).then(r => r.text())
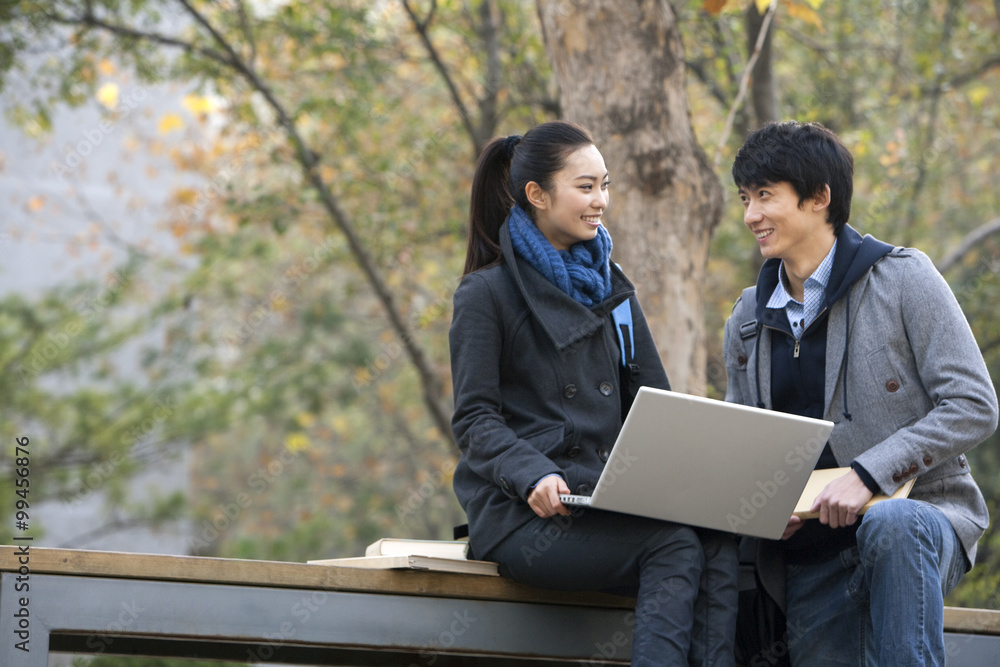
top-left (449, 121), bottom-right (739, 666)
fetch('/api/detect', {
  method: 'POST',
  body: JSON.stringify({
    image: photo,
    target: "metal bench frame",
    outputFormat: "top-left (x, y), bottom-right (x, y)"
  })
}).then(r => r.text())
top-left (2, 547), bottom-right (998, 666)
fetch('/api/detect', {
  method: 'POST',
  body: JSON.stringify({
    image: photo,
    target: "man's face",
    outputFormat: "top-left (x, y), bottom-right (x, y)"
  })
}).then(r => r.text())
top-left (738, 181), bottom-right (829, 262)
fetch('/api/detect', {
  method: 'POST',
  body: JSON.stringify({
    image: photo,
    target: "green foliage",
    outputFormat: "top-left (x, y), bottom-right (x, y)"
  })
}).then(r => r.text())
top-left (0, 255), bottom-right (190, 540)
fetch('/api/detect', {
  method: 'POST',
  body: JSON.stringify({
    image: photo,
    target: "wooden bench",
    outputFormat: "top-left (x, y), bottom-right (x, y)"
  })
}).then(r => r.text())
top-left (2, 546), bottom-right (999, 665)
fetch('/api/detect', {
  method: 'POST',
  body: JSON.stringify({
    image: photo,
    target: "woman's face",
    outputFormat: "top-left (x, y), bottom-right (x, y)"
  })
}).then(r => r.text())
top-left (530, 144), bottom-right (609, 251)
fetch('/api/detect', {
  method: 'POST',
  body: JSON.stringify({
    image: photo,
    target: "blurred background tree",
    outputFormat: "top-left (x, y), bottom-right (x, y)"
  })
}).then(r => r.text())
top-left (1, 4), bottom-right (998, 648)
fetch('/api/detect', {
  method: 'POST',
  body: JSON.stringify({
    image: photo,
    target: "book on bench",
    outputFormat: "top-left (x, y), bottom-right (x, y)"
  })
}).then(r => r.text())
top-left (307, 554), bottom-right (499, 576)
top-left (364, 537), bottom-right (469, 560)
top-left (793, 467), bottom-right (917, 519)
top-left (307, 537), bottom-right (497, 576)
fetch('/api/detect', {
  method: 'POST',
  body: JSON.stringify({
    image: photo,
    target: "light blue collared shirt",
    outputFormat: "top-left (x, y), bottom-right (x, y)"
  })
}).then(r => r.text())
top-left (766, 240), bottom-right (837, 339)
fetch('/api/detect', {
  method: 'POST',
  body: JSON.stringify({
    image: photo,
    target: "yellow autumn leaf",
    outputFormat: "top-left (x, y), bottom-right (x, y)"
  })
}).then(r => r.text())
top-left (174, 188), bottom-right (199, 206)
top-left (969, 85), bottom-right (990, 107)
top-left (168, 221), bottom-right (190, 238)
top-left (787, 2), bottom-right (825, 31)
top-left (96, 82), bottom-right (119, 110)
top-left (804, 0), bottom-right (823, 8)
top-left (295, 411), bottom-right (316, 428)
top-left (755, 0), bottom-right (773, 14)
top-left (26, 195), bottom-right (45, 212)
top-left (441, 466), bottom-right (455, 485)
top-left (422, 260), bottom-right (440, 278)
top-left (182, 94), bottom-right (218, 116)
top-left (703, 0), bottom-right (727, 15)
top-left (331, 414), bottom-right (351, 437)
top-left (98, 59), bottom-right (116, 76)
top-left (284, 432), bottom-right (311, 452)
top-left (319, 164), bottom-right (337, 182)
top-left (158, 113), bottom-right (183, 134)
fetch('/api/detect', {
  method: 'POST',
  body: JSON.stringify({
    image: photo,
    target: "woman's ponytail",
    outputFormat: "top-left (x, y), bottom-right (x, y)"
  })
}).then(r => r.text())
top-left (464, 136), bottom-right (520, 275)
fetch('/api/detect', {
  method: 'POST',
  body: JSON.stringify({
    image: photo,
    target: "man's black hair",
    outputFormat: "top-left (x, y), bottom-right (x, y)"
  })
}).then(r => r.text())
top-left (732, 121), bottom-right (853, 235)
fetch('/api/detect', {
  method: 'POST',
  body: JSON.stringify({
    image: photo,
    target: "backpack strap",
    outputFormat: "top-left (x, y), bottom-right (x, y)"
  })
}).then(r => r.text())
top-left (611, 298), bottom-right (635, 366)
top-left (735, 286), bottom-right (759, 347)
top-left (611, 298), bottom-right (641, 400)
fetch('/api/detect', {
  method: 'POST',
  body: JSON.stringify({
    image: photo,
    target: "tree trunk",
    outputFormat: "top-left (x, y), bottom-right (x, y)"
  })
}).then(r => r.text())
top-left (536, 0), bottom-right (723, 395)
top-left (745, 3), bottom-right (778, 128)
top-left (744, 3), bottom-right (777, 281)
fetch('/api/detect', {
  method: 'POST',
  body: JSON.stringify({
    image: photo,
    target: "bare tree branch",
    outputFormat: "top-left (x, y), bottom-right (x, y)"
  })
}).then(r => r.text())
top-left (475, 0), bottom-right (502, 152)
top-left (713, 0), bottom-right (777, 168)
top-left (935, 218), bottom-right (1000, 274)
top-left (44, 7), bottom-right (235, 69)
top-left (685, 57), bottom-right (730, 109)
top-left (899, 55), bottom-right (1000, 100)
top-left (235, 0), bottom-right (258, 67)
top-left (400, 0), bottom-right (480, 155)
top-left (51, 0), bottom-right (455, 444)
top-left (781, 26), bottom-right (901, 55)
top-left (745, 2), bottom-right (777, 126)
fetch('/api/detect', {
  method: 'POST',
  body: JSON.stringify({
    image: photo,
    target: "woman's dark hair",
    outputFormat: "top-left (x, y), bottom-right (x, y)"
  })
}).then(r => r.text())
top-left (732, 121), bottom-right (853, 236)
top-left (464, 121), bottom-right (594, 275)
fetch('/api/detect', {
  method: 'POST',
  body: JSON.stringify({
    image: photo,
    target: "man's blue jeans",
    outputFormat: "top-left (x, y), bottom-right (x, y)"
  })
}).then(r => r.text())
top-left (785, 499), bottom-right (967, 666)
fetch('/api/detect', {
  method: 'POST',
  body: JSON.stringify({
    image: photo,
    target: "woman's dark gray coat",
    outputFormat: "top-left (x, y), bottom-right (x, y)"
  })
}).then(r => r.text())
top-left (450, 221), bottom-right (670, 559)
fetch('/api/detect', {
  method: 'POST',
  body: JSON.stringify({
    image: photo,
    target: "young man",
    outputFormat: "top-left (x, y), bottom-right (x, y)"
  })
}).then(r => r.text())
top-left (723, 121), bottom-right (997, 665)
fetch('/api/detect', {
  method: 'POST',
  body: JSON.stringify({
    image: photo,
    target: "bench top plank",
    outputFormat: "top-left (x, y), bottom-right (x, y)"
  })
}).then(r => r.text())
top-left (943, 606), bottom-right (1000, 636)
top-left (4, 546), bottom-right (997, 636)
top-left (0, 546), bottom-right (631, 608)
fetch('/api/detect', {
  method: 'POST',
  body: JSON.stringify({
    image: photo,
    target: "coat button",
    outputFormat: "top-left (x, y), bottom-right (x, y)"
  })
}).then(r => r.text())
top-left (909, 463), bottom-right (919, 475)
top-left (959, 457), bottom-right (967, 468)
top-left (564, 384), bottom-right (577, 398)
top-left (598, 449), bottom-right (610, 462)
top-left (567, 445), bottom-right (581, 458)
top-left (575, 483), bottom-right (593, 495)
top-left (886, 379), bottom-right (900, 392)
top-left (923, 455), bottom-right (933, 467)
top-left (892, 473), bottom-right (903, 483)
top-left (737, 354), bottom-right (748, 366)
top-left (499, 477), bottom-right (513, 495)
top-left (599, 382), bottom-right (613, 396)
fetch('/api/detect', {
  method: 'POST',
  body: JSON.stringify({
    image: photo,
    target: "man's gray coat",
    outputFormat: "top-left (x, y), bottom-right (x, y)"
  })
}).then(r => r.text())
top-left (724, 236), bottom-right (997, 608)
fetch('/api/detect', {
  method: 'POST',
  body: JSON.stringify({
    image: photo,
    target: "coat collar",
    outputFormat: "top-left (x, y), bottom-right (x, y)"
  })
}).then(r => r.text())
top-left (753, 224), bottom-right (893, 321)
top-left (499, 220), bottom-right (635, 351)
top-left (749, 224), bottom-right (894, 424)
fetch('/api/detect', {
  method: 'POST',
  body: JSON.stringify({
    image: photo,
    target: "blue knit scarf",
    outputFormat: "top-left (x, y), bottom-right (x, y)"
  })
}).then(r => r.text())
top-left (507, 204), bottom-right (613, 307)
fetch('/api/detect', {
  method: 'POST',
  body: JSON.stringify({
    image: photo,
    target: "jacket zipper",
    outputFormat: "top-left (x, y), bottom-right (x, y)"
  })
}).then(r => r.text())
top-left (788, 306), bottom-right (828, 359)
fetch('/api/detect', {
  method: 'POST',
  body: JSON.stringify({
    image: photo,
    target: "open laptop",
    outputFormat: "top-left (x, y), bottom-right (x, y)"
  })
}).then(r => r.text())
top-left (559, 387), bottom-right (834, 540)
